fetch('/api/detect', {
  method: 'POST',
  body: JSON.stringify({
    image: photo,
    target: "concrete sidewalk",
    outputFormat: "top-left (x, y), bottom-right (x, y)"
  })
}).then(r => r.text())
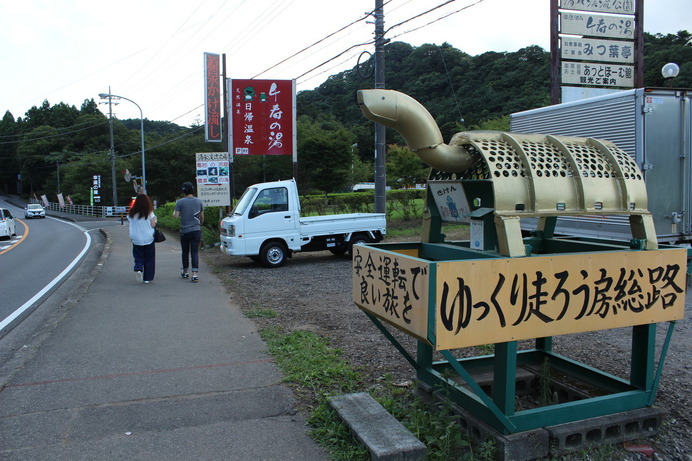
top-left (0, 222), bottom-right (327, 460)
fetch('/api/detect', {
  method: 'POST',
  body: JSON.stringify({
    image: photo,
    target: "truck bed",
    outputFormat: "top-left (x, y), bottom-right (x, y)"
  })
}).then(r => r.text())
top-left (299, 213), bottom-right (386, 238)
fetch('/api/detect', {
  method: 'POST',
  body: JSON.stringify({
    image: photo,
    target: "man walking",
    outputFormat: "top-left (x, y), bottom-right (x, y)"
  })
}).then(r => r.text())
top-left (173, 182), bottom-right (205, 282)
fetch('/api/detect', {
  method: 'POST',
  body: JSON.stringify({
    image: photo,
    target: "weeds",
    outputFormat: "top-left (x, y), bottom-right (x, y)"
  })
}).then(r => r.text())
top-left (258, 326), bottom-right (493, 461)
top-left (538, 357), bottom-right (558, 406)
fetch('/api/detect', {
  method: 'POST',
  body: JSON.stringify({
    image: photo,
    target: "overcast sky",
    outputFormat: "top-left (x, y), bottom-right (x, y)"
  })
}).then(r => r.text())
top-left (1, 0), bottom-right (689, 127)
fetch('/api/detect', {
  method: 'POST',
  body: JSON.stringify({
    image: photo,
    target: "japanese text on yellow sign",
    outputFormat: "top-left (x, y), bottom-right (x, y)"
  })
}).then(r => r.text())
top-left (353, 246), bottom-right (686, 350)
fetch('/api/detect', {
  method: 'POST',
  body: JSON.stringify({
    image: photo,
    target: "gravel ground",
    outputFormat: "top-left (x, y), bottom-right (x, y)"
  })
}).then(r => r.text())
top-left (203, 234), bottom-right (691, 461)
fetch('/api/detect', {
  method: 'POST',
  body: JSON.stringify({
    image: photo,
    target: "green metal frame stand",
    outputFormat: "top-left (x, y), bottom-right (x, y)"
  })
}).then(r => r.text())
top-left (366, 312), bottom-right (676, 435)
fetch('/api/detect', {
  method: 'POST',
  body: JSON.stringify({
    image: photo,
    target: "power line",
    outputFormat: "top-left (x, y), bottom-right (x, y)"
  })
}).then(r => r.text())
top-left (384, 0), bottom-right (458, 36)
top-left (388, 0), bottom-right (485, 41)
top-left (117, 126), bottom-right (205, 158)
top-left (252, 8), bottom-right (373, 78)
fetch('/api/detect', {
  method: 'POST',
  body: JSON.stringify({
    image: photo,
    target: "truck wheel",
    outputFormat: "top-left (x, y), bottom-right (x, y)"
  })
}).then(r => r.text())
top-left (348, 234), bottom-right (371, 257)
top-left (329, 246), bottom-right (348, 256)
top-left (260, 241), bottom-right (288, 268)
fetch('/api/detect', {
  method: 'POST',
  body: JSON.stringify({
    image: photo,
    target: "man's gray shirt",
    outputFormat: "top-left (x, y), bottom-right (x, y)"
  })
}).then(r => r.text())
top-left (175, 196), bottom-right (204, 233)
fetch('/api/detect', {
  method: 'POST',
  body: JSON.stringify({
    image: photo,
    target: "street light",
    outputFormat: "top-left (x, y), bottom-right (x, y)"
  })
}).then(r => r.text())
top-left (98, 92), bottom-right (147, 195)
top-left (661, 63), bottom-right (680, 88)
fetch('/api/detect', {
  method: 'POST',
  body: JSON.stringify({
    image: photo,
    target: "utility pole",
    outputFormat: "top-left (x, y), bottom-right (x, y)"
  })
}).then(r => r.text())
top-left (550, 0), bottom-right (560, 105)
top-left (105, 86), bottom-right (118, 207)
top-left (373, 0), bottom-right (386, 213)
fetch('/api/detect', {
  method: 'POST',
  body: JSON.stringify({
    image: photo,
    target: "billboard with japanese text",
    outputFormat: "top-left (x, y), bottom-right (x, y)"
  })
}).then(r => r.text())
top-left (229, 79), bottom-right (296, 159)
top-left (561, 37), bottom-right (634, 64)
top-left (555, 0), bottom-right (639, 94)
top-left (560, 11), bottom-right (635, 40)
top-left (353, 245), bottom-right (686, 350)
top-left (204, 53), bottom-right (222, 142)
top-left (560, 0), bottom-right (635, 15)
top-left (562, 62), bottom-right (634, 87)
top-left (195, 152), bottom-right (230, 207)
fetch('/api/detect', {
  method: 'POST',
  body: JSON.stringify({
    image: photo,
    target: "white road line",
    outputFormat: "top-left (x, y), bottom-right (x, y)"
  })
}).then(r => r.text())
top-left (0, 221), bottom-right (92, 331)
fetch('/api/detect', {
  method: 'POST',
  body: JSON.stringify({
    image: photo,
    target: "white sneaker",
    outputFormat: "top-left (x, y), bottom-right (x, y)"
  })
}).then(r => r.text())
top-left (135, 271), bottom-right (143, 283)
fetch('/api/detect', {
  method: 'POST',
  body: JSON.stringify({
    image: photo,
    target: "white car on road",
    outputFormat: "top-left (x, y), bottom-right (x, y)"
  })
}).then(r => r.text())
top-left (0, 208), bottom-right (17, 239)
top-left (24, 203), bottom-right (46, 219)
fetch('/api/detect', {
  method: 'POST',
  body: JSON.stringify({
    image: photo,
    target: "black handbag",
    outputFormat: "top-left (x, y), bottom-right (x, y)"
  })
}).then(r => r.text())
top-left (154, 226), bottom-right (166, 243)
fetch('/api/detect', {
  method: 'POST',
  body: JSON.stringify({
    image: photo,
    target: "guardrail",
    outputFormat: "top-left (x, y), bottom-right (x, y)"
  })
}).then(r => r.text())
top-left (34, 201), bottom-right (129, 218)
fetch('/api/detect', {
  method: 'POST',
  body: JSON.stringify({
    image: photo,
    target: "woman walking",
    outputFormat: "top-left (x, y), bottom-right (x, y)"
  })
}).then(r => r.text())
top-left (127, 194), bottom-right (157, 284)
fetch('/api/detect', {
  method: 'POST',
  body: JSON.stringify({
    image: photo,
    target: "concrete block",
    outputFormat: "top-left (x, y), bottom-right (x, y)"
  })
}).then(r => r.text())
top-left (418, 382), bottom-right (664, 460)
top-left (446, 399), bottom-right (550, 461)
top-left (547, 407), bottom-right (664, 455)
top-left (329, 392), bottom-right (427, 461)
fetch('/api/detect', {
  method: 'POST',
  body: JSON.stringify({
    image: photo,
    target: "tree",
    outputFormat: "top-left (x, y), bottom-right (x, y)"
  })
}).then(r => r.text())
top-left (297, 116), bottom-right (355, 193)
top-left (386, 144), bottom-right (428, 189)
top-left (643, 31), bottom-right (692, 87)
top-left (16, 126), bottom-right (63, 195)
top-left (0, 111), bottom-right (19, 193)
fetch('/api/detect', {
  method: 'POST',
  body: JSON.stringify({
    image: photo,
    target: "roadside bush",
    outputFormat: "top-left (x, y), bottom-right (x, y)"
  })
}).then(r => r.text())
top-left (387, 189), bottom-right (425, 220)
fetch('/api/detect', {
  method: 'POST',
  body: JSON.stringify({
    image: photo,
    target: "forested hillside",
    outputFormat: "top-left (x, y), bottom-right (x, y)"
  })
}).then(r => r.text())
top-left (1, 31), bottom-right (689, 203)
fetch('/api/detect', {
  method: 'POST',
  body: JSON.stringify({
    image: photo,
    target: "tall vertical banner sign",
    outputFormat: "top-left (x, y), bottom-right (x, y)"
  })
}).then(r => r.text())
top-left (195, 152), bottom-right (230, 207)
top-left (229, 79), bottom-right (296, 160)
top-left (204, 53), bottom-right (222, 142)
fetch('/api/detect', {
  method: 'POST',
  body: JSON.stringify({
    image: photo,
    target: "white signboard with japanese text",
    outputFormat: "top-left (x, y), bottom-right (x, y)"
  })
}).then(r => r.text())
top-left (195, 152), bottom-right (230, 207)
top-left (560, 12), bottom-right (635, 39)
top-left (562, 61), bottom-right (634, 87)
top-left (559, 0), bottom-right (635, 15)
top-left (561, 37), bottom-right (634, 64)
top-left (428, 181), bottom-right (471, 223)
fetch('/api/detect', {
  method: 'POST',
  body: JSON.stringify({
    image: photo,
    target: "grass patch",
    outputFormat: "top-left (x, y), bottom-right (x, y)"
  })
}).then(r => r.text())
top-left (257, 326), bottom-right (489, 460)
top-left (386, 222), bottom-right (469, 240)
top-left (260, 327), bottom-right (363, 396)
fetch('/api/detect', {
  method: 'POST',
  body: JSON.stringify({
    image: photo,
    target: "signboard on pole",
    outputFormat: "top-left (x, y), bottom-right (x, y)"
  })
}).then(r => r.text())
top-left (561, 62), bottom-right (634, 87)
top-left (195, 152), bottom-right (230, 207)
top-left (229, 79), bottom-right (296, 160)
top-left (559, 0), bottom-right (635, 14)
top-left (553, 0), bottom-right (640, 97)
top-left (561, 37), bottom-right (634, 64)
top-left (560, 12), bottom-right (635, 39)
top-left (204, 53), bottom-right (222, 142)
top-left (92, 175), bottom-right (101, 204)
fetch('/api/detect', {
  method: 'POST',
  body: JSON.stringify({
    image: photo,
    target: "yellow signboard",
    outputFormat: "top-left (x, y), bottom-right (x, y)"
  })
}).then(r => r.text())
top-left (352, 246), bottom-right (430, 342)
top-left (353, 245), bottom-right (687, 351)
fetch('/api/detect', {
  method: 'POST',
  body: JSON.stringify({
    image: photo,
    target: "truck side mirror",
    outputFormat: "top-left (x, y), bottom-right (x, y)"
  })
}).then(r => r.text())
top-left (249, 206), bottom-right (259, 219)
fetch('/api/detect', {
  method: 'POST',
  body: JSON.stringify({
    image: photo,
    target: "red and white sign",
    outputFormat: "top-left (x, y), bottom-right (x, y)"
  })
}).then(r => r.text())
top-left (204, 53), bottom-right (222, 143)
top-left (229, 79), bottom-right (296, 159)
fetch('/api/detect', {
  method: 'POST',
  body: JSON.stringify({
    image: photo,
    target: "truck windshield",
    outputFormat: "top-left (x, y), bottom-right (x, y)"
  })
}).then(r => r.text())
top-left (232, 187), bottom-right (257, 215)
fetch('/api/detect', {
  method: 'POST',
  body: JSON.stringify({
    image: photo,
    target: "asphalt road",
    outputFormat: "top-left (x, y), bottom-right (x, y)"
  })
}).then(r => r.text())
top-left (0, 198), bottom-right (107, 336)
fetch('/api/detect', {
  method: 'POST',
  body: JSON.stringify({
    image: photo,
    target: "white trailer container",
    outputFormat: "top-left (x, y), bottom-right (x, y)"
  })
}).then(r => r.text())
top-left (219, 179), bottom-right (386, 267)
top-left (510, 88), bottom-right (692, 244)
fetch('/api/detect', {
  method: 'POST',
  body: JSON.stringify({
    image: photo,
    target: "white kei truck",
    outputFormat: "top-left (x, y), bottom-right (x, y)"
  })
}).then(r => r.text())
top-left (219, 179), bottom-right (386, 267)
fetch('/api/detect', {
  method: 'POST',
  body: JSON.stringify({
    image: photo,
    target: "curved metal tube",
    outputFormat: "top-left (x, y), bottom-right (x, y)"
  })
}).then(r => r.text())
top-left (357, 89), bottom-right (474, 172)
